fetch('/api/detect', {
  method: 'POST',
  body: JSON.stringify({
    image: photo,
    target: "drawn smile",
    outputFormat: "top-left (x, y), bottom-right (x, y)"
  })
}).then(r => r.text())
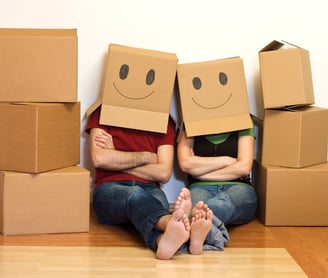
top-left (192, 93), bottom-right (232, 109)
top-left (113, 82), bottom-right (156, 100)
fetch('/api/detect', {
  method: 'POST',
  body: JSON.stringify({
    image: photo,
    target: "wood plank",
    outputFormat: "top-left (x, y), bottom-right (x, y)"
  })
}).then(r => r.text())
top-left (1, 208), bottom-right (328, 277)
top-left (0, 246), bottom-right (307, 278)
top-left (270, 226), bottom-right (328, 278)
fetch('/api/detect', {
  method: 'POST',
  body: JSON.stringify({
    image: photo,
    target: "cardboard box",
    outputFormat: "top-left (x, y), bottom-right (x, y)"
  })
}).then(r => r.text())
top-left (259, 40), bottom-right (314, 109)
top-left (0, 166), bottom-right (90, 235)
top-left (251, 114), bottom-right (263, 162)
top-left (253, 161), bottom-right (328, 226)
top-left (0, 28), bottom-right (77, 102)
top-left (87, 44), bottom-right (177, 133)
top-left (177, 57), bottom-right (253, 137)
top-left (0, 102), bottom-right (80, 173)
top-left (262, 106), bottom-right (328, 168)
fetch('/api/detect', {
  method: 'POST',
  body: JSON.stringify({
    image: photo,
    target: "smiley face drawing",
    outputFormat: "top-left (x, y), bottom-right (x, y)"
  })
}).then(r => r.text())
top-left (113, 63), bottom-right (157, 100)
top-left (177, 57), bottom-right (251, 136)
top-left (102, 44), bottom-right (177, 113)
top-left (191, 70), bottom-right (232, 110)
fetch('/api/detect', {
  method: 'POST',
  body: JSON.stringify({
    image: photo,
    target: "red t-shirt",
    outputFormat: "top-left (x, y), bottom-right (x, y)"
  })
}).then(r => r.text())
top-left (85, 107), bottom-right (176, 188)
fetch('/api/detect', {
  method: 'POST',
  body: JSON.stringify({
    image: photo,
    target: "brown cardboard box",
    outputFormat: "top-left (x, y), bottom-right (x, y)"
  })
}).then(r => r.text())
top-left (177, 57), bottom-right (252, 137)
top-left (0, 166), bottom-right (90, 235)
top-left (87, 44), bottom-right (177, 133)
top-left (0, 102), bottom-right (80, 173)
top-left (253, 161), bottom-right (328, 226)
top-left (259, 40), bottom-right (314, 109)
top-left (251, 114), bottom-right (263, 162)
top-left (0, 28), bottom-right (77, 102)
top-left (262, 106), bottom-right (328, 168)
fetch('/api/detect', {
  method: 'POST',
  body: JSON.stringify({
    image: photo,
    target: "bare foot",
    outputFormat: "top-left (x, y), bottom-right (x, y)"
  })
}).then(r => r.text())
top-left (174, 188), bottom-right (192, 216)
top-left (156, 209), bottom-right (190, 260)
top-left (189, 202), bottom-right (213, 255)
top-left (191, 200), bottom-right (208, 217)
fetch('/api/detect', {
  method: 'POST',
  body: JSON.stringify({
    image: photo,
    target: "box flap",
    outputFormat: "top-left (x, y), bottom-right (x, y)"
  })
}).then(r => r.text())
top-left (260, 40), bottom-right (302, 52)
top-left (100, 105), bottom-right (169, 133)
top-left (86, 98), bottom-right (102, 118)
top-left (184, 113), bottom-right (252, 137)
top-left (0, 28), bottom-right (77, 37)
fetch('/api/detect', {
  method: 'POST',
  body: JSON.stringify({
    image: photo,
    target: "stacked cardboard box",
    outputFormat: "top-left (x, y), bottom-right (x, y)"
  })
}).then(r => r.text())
top-left (0, 28), bottom-right (90, 235)
top-left (253, 40), bottom-right (328, 226)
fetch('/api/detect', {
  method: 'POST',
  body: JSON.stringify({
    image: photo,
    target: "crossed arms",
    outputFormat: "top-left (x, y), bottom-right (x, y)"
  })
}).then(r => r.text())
top-left (89, 128), bottom-right (174, 184)
top-left (177, 130), bottom-right (254, 182)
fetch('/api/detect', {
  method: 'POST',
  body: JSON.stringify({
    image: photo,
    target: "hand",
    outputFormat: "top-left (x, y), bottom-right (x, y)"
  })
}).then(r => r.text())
top-left (94, 130), bottom-right (114, 149)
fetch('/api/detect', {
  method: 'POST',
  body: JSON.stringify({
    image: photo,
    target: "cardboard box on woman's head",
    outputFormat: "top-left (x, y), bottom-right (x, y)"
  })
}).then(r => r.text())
top-left (86, 44), bottom-right (178, 133)
top-left (177, 57), bottom-right (253, 138)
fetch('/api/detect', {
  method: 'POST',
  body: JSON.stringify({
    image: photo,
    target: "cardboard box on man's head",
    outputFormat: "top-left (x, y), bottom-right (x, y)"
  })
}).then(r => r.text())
top-left (177, 57), bottom-right (252, 137)
top-left (87, 44), bottom-right (178, 133)
top-left (259, 40), bottom-right (315, 109)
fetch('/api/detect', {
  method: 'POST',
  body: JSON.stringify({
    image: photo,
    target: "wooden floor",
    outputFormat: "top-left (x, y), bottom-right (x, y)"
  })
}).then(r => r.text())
top-left (0, 210), bottom-right (327, 277)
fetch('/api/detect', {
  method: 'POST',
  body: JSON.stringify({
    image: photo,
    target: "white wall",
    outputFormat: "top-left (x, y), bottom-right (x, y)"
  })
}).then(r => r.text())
top-left (1, 0), bottom-right (328, 202)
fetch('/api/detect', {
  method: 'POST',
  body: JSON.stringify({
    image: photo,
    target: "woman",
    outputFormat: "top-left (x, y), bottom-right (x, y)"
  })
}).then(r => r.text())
top-left (177, 126), bottom-right (257, 225)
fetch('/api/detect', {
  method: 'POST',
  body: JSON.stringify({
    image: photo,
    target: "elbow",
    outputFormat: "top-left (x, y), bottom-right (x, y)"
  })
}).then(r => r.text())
top-left (158, 169), bottom-right (172, 184)
top-left (177, 159), bottom-right (190, 174)
top-left (239, 163), bottom-right (253, 177)
top-left (91, 153), bottom-right (103, 169)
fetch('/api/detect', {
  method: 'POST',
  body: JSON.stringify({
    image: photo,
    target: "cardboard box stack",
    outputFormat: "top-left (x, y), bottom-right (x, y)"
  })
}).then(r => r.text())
top-left (253, 40), bottom-right (328, 226)
top-left (0, 28), bottom-right (90, 235)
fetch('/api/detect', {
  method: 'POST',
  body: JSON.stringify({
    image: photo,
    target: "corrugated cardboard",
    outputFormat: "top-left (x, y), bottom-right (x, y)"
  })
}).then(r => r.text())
top-left (253, 161), bottom-right (328, 226)
top-left (177, 57), bottom-right (252, 137)
top-left (251, 114), bottom-right (263, 162)
top-left (86, 44), bottom-right (177, 133)
top-left (0, 166), bottom-right (90, 235)
top-left (262, 106), bottom-right (328, 168)
top-left (0, 28), bottom-right (77, 102)
top-left (0, 102), bottom-right (80, 173)
top-left (259, 40), bottom-right (314, 109)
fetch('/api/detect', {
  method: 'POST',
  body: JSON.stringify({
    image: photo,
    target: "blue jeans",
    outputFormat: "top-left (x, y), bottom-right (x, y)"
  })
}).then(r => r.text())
top-left (93, 180), bottom-right (170, 251)
top-left (190, 183), bottom-right (257, 225)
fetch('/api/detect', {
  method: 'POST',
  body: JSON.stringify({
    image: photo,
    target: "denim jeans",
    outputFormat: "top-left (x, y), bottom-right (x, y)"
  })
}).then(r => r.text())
top-left (189, 183), bottom-right (257, 225)
top-left (93, 180), bottom-right (170, 251)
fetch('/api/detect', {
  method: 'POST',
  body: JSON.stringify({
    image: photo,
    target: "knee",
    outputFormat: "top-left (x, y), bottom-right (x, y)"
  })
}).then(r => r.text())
top-left (126, 186), bottom-right (147, 205)
top-left (190, 187), bottom-right (211, 203)
top-left (230, 185), bottom-right (257, 203)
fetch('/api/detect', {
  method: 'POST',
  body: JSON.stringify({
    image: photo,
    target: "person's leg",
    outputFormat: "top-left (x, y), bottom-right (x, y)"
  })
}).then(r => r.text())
top-left (189, 201), bottom-right (213, 255)
top-left (189, 186), bottom-right (214, 208)
top-left (156, 208), bottom-right (190, 260)
top-left (175, 188), bottom-right (229, 254)
top-left (174, 187), bottom-right (192, 216)
top-left (206, 184), bottom-right (257, 225)
top-left (223, 184), bottom-right (257, 224)
top-left (92, 181), bottom-right (133, 225)
top-left (93, 181), bottom-right (170, 251)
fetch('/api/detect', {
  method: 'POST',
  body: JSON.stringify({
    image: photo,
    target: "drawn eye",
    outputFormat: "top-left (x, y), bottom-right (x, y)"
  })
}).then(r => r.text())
top-left (119, 64), bottom-right (129, 80)
top-left (146, 69), bottom-right (155, 85)
top-left (192, 77), bottom-right (202, 90)
top-left (219, 72), bottom-right (228, 85)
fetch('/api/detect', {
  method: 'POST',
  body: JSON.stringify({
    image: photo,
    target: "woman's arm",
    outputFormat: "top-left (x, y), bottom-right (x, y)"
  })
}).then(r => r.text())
top-left (177, 130), bottom-right (236, 177)
top-left (177, 130), bottom-right (254, 181)
top-left (194, 135), bottom-right (254, 181)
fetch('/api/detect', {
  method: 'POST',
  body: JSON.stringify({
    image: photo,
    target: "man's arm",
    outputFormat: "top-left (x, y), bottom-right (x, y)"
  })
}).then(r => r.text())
top-left (89, 128), bottom-right (157, 171)
top-left (124, 144), bottom-right (174, 184)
